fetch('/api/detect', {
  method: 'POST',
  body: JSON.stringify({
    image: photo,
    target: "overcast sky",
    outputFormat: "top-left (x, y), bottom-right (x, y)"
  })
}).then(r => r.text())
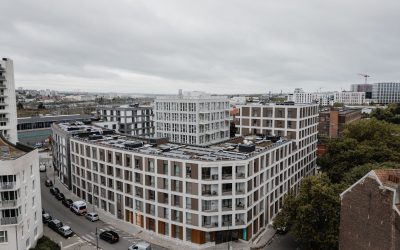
top-left (2, 0), bottom-right (400, 94)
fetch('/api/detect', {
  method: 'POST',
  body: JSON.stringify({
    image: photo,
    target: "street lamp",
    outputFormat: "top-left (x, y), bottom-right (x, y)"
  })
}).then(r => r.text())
top-left (95, 227), bottom-right (99, 250)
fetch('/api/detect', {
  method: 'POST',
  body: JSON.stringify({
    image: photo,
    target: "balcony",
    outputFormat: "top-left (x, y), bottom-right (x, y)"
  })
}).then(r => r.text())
top-left (203, 221), bottom-right (218, 228)
top-left (0, 216), bottom-right (22, 225)
top-left (0, 199), bottom-right (19, 208)
top-left (236, 172), bottom-right (245, 179)
top-left (0, 85), bottom-right (6, 89)
top-left (235, 218), bottom-right (245, 226)
top-left (0, 182), bottom-right (16, 190)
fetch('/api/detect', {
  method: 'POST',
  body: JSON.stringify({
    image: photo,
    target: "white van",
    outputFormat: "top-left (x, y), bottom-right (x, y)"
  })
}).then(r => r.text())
top-left (128, 242), bottom-right (151, 250)
top-left (71, 201), bottom-right (87, 215)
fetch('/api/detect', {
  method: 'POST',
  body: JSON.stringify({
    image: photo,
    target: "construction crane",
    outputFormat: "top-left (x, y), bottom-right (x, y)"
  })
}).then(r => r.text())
top-left (358, 73), bottom-right (370, 84)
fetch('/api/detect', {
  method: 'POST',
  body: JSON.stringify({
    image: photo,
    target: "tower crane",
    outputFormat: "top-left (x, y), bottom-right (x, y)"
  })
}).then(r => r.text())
top-left (358, 73), bottom-right (370, 84)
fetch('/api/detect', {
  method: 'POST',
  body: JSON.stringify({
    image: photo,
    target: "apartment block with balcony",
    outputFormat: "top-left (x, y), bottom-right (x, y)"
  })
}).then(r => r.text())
top-left (96, 104), bottom-right (154, 137)
top-left (0, 135), bottom-right (43, 250)
top-left (68, 124), bottom-right (317, 247)
top-left (154, 91), bottom-right (230, 146)
top-left (0, 58), bottom-right (17, 144)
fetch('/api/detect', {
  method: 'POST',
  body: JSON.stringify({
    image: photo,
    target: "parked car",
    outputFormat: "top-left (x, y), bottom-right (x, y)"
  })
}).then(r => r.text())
top-left (58, 225), bottom-right (74, 238)
top-left (55, 192), bottom-right (65, 201)
top-left (45, 179), bottom-right (53, 187)
top-left (42, 213), bottom-right (52, 224)
top-left (128, 242), bottom-right (152, 250)
top-left (70, 201), bottom-right (87, 215)
top-left (50, 187), bottom-right (59, 195)
top-left (39, 164), bottom-right (46, 172)
top-left (48, 219), bottom-right (63, 231)
top-left (85, 212), bottom-right (99, 222)
top-left (62, 199), bottom-right (73, 208)
top-left (99, 230), bottom-right (119, 243)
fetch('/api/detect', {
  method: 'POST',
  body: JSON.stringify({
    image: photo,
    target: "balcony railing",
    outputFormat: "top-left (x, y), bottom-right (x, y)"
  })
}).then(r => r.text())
top-left (236, 172), bottom-right (245, 179)
top-left (202, 190), bottom-right (218, 196)
top-left (0, 182), bottom-right (16, 190)
top-left (235, 219), bottom-right (245, 225)
top-left (0, 216), bottom-right (22, 225)
top-left (0, 85), bottom-right (5, 89)
top-left (222, 221), bottom-right (232, 226)
top-left (203, 222), bottom-right (218, 228)
top-left (236, 203), bottom-right (245, 210)
top-left (0, 199), bottom-right (19, 208)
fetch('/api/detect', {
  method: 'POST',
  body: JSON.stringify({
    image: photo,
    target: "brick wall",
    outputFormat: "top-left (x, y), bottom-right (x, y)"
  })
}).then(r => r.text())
top-left (339, 177), bottom-right (398, 250)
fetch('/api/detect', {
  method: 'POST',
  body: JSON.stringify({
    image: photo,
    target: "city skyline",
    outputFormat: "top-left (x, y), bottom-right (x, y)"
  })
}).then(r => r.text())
top-left (2, 1), bottom-right (400, 94)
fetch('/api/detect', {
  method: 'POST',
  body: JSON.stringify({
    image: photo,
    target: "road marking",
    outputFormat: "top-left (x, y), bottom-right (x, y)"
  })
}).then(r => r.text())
top-left (63, 241), bottom-right (82, 249)
top-left (81, 235), bottom-right (95, 243)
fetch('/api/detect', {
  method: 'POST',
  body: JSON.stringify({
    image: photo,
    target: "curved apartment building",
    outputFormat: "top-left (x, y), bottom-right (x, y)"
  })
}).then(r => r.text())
top-left (62, 103), bottom-right (318, 247)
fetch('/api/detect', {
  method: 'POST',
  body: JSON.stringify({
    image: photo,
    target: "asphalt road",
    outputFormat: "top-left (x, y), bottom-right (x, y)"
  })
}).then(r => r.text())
top-left (263, 233), bottom-right (300, 250)
top-left (40, 171), bottom-right (163, 250)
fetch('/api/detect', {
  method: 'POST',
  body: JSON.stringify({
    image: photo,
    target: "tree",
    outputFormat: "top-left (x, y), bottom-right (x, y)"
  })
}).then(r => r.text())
top-left (37, 102), bottom-right (45, 109)
top-left (274, 174), bottom-right (343, 250)
top-left (341, 162), bottom-right (400, 186)
top-left (318, 118), bottom-right (400, 183)
top-left (17, 102), bottom-right (24, 110)
top-left (333, 102), bottom-right (344, 107)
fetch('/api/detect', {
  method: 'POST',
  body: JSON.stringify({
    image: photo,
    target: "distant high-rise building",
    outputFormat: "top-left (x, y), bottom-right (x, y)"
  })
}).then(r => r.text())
top-left (350, 84), bottom-right (373, 99)
top-left (154, 91), bottom-right (230, 146)
top-left (372, 82), bottom-right (400, 104)
top-left (0, 58), bottom-right (18, 143)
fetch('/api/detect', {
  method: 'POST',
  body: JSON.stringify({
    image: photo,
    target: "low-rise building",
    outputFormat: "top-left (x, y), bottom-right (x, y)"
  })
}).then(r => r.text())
top-left (17, 114), bottom-right (93, 146)
top-left (318, 109), bottom-right (362, 139)
top-left (0, 135), bottom-right (43, 249)
top-left (339, 169), bottom-right (400, 250)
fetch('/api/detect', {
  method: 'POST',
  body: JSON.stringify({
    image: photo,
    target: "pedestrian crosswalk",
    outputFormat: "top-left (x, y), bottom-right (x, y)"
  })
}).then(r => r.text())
top-left (80, 225), bottom-right (142, 244)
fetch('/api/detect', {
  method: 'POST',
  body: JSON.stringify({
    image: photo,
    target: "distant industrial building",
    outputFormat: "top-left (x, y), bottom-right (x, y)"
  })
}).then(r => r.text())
top-left (0, 58), bottom-right (18, 143)
top-left (339, 169), bottom-right (400, 250)
top-left (372, 82), bottom-right (400, 104)
top-left (96, 104), bottom-right (154, 137)
top-left (17, 114), bottom-right (92, 145)
top-left (318, 109), bottom-right (362, 139)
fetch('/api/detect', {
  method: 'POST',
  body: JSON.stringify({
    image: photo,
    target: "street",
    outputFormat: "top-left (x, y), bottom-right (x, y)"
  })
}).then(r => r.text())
top-left (263, 233), bottom-right (300, 250)
top-left (40, 169), bottom-right (167, 250)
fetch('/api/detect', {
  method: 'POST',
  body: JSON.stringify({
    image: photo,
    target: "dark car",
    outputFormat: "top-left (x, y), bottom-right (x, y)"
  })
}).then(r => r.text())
top-left (42, 213), bottom-right (52, 223)
top-left (99, 230), bottom-right (119, 243)
top-left (55, 192), bottom-right (65, 201)
top-left (45, 179), bottom-right (53, 187)
top-left (50, 187), bottom-right (59, 195)
top-left (57, 225), bottom-right (74, 238)
top-left (62, 199), bottom-right (73, 208)
top-left (48, 219), bottom-right (63, 231)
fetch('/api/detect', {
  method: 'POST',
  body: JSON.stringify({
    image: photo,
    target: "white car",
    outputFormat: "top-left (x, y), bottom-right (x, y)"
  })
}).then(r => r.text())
top-left (85, 212), bottom-right (99, 222)
top-left (128, 241), bottom-right (151, 250)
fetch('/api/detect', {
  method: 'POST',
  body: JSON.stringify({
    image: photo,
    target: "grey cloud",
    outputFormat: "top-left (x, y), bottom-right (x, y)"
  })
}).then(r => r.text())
top-left (1, 0), bottom-right (400, 94)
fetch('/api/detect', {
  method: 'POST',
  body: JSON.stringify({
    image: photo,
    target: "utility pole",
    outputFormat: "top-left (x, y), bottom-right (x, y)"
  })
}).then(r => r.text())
top-left (96, 227), bottom-right (99, 250)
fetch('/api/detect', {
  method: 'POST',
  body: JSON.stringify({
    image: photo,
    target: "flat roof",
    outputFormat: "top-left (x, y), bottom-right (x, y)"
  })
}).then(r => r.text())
top-left (72, 132), bottom-right (290, 162)
top-left (0, 136), bottom-right (30, 160)
top-left (18, 114), bottom-right (92, 124)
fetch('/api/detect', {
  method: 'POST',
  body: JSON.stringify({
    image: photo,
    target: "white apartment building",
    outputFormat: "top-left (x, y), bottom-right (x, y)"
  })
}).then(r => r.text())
top-left (52, 122), bottom-right (114, 189)
top-left (97, 104), bottom-right (154, 137)
top-left (154, 91), bottom-right (230, 146)
top-left (372, 82), bottom-right (400, 104)
top-left (0, 59), bottom-right (18, 143)
top-left (61, 101), bottom-right (318, 247)
top-left (287, 88), bottom-right (366, 106)
top-left (0, 136), bottom-right (43, 250)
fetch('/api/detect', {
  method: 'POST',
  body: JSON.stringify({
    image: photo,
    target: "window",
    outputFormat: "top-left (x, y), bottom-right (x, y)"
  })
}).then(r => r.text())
top-left (0, 231), bottom-right (7, 243)
top-left (34, 227), bottom-right (38, 237)
top-left (30, 165), bottom-right (33, 175)
top-left (26, 238), bottom-right (30, 248)
top-left (32, 180), bottom-right (35, 190)
top-left (34, 211), bottom-right (37, 222)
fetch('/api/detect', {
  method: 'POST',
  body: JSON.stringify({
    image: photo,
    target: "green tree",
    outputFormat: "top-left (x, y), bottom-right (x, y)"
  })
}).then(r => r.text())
top-left (274, 174), bottom-right (343, 250)
top-left (341, 162), bottom-right (400, 186)
top-left (17, 102), bottom-right (24, 110)
top-left (318, 118), bottom-right (400, 182)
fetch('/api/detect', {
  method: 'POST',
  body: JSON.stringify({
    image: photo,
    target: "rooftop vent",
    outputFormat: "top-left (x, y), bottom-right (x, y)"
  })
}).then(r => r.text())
top-left (238, 144), bottom-right (256, 153)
